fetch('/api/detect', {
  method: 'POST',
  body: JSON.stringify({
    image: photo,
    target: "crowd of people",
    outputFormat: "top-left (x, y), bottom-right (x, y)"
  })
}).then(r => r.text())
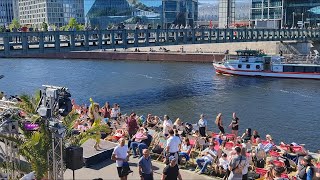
top-left (70, 99), bottom-right (320, 180)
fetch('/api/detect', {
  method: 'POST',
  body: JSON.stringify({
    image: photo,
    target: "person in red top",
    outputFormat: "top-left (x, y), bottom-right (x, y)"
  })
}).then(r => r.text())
top-left (126, 112), bottom-right (139, 138)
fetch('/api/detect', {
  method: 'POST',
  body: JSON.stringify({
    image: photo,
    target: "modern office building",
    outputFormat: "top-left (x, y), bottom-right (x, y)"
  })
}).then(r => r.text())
top-left (162, 0), bottom-right (198, 28)
top-left (85, 0), bottom-right (163, 29)
top-left (250, 0), bottom-right (320, 29)
top-left (0, 0), bottom-right (15, 26)
top-left (218, 0), bottom-right (235, 28)
top-left (18, 0), bottom-right (85, 28)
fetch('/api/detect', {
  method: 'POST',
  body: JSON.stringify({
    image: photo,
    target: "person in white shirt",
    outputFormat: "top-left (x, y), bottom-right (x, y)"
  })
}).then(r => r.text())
top-left (196, 142), bottom-right (217, 174)
top-left (166, 129), bottom-right (181, 164)
top-left (112, 138), bottom-right (130, 180)
top-left (162, 115), bottom-right (173, 137)
top-left (215, 153), bottom-right (229, 177)
top-left (197, 114), bottom-right (207, 137)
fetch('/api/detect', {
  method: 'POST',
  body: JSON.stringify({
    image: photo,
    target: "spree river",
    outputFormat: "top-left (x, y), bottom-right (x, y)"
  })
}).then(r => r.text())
top-left (0, 58), bottom-right (319, 151)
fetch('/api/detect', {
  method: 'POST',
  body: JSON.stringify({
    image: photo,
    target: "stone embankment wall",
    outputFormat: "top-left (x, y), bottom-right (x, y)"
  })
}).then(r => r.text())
top-left (11, 51), bottom-right (226, 63)
top-left (9, 41), bottom-right (292, 62)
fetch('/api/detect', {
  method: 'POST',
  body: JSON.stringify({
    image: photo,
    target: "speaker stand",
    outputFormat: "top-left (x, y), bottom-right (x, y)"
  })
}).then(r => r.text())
top-left (73, 170), bottom-right (75, 180)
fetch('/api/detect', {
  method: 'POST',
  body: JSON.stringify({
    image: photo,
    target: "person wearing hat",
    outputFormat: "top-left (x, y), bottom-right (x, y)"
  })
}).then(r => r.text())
top-left (297, 155), bottom-right (315, 180)
top-left (162, 156), bottom-right (182, 180)
top-left (195, 141), bottom-right (217, 174)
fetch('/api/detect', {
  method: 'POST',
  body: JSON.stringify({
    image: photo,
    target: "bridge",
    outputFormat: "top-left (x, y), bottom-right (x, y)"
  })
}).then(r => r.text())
top-left (0, 28), bottom-right (319, 56)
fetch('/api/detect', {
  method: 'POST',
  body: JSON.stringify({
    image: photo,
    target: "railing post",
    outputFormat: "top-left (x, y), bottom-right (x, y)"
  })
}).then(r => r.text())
top-left (21, 32), bottom-right (28, 54)
top-left (155, 29), bottom-right (160, 46)
top-left (85, 31), bottom-right (89, 50)
top-left (145, 29), bottom-right (149, 47)
top-left (192, 29), bottom-right (195, 44)
top-left (98, 30), bottom-right (103, 49)
top-left (38, 32), bottom-right (44, 53)
top-left (208, 29), bottom-right (212, 43)
top-left (134, 29), bottom-right (138, 47)
top-left (174, 29), bottom-right (179, 45)
top-left (54, 32), bottom-right (60, 52)
top-left (70, 31), bottom-right (75, 50)
top-left (3, 34), bottom-right (10, 56)
top-left (183, 29), bottom-right (187, 44)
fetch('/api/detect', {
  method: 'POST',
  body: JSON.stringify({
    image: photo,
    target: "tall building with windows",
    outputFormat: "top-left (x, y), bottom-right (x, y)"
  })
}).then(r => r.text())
top-left (250, 0), bottom-right (320, 28)
top-left (218, 0), bottom-right (235, 28)
top-left (162, 0), bottom-right (198, 28)
top-left (0, 0), bottom-right (15, 26)
top-left (18, 0), bottom-right (85, 28)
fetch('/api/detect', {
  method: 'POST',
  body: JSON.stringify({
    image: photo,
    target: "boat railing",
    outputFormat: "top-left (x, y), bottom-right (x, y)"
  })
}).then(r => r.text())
top-left (282, 54), bottom-right (320, 64)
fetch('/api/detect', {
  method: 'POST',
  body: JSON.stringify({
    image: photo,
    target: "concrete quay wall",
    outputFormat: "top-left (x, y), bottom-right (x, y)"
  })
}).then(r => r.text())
top-left (10, 51), bottom-right (226, 63)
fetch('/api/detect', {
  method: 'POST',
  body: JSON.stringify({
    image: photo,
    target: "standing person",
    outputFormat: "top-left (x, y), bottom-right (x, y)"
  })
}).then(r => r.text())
top-left (111, 103), bottom-right (121, 121)
top-left (88, 98), bottom-right (103, 150)
top-left (166, 129), bottom-right (181, 164)
top-left (228, 147), bottom-right (246, 180)
top-left (197, 114), bottom-right (207, 137)
top-left (139, 149), bottom-right (153, 180)
top-left (127, 112), bottom-right (139, 138)
top-left (297, 155), bottom-right (315, 180)
top-left (102, 101), bottom-right (111, 119)
top-left (229, 112), bottom-right (239, 137)
top-left (162, 156), bottom-right (183, 180)
top-left (163, 115), bottom-right (173, 137)
top-left (215, 113), bottom-right (225, 134)
top-left (112, 138), bottom-right (130, 180)
top-left (240, 148), bottom-right (249, 180)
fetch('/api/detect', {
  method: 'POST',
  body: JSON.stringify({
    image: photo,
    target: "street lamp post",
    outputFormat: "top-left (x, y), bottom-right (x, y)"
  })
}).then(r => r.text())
top-left (292, 12), bottom-right (295, 28)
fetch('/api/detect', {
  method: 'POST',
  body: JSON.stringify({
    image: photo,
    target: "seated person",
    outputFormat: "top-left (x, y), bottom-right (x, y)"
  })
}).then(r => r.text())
top-left (195, 142), bottom-right (217, 174)
top-left (241, 128), bottom-right (252, 142)
top-left (146, 114), bottom-right (158, 127)
top-left (214, 153), bottom-right (229, 177)
top-left (130, 127), bottom-right (149, 158)
top-left (179, 138), bottom-right (191, 162)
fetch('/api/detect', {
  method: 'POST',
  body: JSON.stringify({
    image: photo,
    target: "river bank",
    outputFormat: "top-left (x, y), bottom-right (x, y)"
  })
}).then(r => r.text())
top-left (8, 51), bottom-right (226, 63)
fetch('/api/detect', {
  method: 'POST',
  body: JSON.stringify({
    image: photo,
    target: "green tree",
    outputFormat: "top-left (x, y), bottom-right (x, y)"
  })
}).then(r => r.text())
top-left (41, 22), bottom-right (48, 31)
top-left (9, 18), bottom-right (20, 31)
top-left (0, 92), bottom-right (110, 179)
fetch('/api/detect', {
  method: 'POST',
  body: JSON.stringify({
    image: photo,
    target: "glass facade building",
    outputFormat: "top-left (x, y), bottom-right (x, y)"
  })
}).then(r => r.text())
top-left (250, 0), bottom-right (320, 28)
top-left (218, 0), bottom-right (235, 28)
top-left (85, 0), bottom-right (198, 29)
top-left (85, 0), bottom-right (163, 29)
top-left (162, 0), bottom-right (198, 28)
top-left (0, 0), bottom-right (14, 26)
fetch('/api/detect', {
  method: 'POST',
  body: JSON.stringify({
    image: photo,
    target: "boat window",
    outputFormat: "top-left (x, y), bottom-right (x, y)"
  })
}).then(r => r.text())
top-left (238, 64), bottom-right (242, 68)
top-left (283, 66), bottom-right (294, 72)
top-left (316, 67), bottom-right (320, 73)
top-left (256, 65), bottom-right (260, 69)
top-left (304, 66), bottom-right (316, 73)
top-left (246, 64), bottom-right (250, 69)
top-left (294, 66), bottom-right (304, 72)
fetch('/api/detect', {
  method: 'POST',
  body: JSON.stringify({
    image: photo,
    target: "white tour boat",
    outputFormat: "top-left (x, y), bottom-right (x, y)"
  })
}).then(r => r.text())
top-left (213, 50), bottom-right (320, 79)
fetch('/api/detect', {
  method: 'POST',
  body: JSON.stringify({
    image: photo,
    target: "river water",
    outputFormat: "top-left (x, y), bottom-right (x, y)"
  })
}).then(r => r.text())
top-left (0, 58), bottom-right (319, 151)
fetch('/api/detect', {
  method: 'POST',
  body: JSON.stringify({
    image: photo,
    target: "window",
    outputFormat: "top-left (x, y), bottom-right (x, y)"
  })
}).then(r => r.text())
top-left (283, 66), bottom-right (294, 72)
top-left (256, 65), bottom-right (261, 69)
top-left (238, 64), bottom-right (242, 68)
top-left (246, 64), bottom-right (250, 69)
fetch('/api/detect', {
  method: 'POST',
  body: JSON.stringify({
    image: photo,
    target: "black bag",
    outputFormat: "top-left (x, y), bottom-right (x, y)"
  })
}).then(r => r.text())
top-left (152, 145), bottom-right (163, 154)
top-left (256, 159), bottom-right (265, 168)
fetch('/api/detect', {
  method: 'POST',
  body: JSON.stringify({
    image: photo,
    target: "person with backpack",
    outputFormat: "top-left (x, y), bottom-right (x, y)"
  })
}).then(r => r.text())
top-left (297, 155), bottom-right (315, 180)
top-left (228, 147), bottom-right (247, 180)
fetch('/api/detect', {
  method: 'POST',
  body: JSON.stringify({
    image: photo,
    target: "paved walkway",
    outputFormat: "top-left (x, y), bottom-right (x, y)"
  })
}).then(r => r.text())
top-left (64, 157), bottom-right (218, 180)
